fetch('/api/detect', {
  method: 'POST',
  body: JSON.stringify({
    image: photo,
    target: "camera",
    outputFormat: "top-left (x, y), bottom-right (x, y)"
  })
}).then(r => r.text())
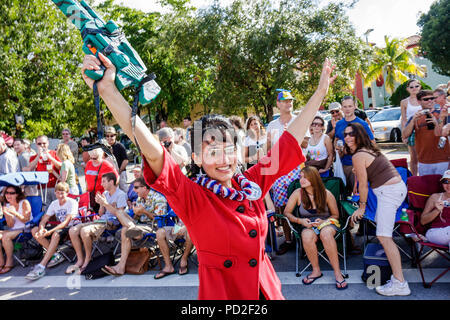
top-left (163, 141), bottom-right (172, 149)
top-left (443, 200), bottom-right (450, 208)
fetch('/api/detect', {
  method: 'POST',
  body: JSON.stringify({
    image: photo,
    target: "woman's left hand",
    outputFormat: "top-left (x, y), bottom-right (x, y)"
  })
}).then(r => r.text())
top-left (351, 208), bottom-right (365, 224)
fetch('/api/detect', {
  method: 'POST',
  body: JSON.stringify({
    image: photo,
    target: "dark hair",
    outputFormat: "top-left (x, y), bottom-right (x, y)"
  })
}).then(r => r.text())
top-left (344, 122), bottom-right (381, 156)
top-left (245, 115), bottom-right (265, 139)
top-left (101, 172), bottom-right (117, 185)
top-left (417, 90), bottom-right (434, 101)
top-left (2, 185), bottom-right (26, 203)
top-left (341, 95), bottom-right (355, 104)
top-left (183, 116), bottom-right (192, 121)
top-left (228, 116), bottom-right (244, 130)
top-left (133, 176), bottom-right (150, 189)
top-left (13, 138), bottom-right (25, 144)
top-left (300, 166), bottom-right (328, 213)
top-left (311, 116), bottom-right (325, 126)
top-left (406, 79), bottom-right (420, 88)
top-left (187, 114), bottom-right (238, 178)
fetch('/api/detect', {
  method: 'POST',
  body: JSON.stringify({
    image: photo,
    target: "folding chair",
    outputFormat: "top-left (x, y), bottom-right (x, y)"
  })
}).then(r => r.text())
top-left (398, 174), bottom-right (449, 288)
top-left (358, 162), bottom-right (413, 261)
top-left (279, 176), bottom-right (352, 278)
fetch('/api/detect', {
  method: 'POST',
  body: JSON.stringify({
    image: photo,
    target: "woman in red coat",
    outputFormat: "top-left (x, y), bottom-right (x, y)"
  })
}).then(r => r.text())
top-left (81, 53), bottom-right (336, 300)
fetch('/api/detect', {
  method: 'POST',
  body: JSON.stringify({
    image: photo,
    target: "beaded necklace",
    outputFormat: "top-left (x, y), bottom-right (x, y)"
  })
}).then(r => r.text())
top-left (191, 173), bottom-right (262, 201)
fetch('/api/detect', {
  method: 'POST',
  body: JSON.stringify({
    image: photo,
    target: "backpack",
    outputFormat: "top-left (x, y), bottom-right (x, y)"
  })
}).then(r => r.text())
top-left (19, 238), bottom-right (44, 261)
top-left (81, 252), bottom-right (115, 280)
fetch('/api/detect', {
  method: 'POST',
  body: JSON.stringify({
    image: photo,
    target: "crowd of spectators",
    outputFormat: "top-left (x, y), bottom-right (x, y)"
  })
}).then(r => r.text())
top-left (0, 81), bottom-right (448, 296)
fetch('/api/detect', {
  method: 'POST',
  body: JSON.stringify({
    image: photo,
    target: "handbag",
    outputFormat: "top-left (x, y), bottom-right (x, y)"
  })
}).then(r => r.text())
top-left (332, 150), bottom-right (347, 186)
top-left (125, 247), bottom-right (151, 275)
top-left (81, 251), bottom-right (115, 280)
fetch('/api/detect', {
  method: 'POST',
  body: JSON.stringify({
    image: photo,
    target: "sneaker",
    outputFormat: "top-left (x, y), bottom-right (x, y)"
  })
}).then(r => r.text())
top-left (375, 275), bottom-right (411, 296)
top-left (47, 252), bottom-right (65, 268)
top-left (276, 241), bottom-right (294, 255)
top-left (25, 265), bottom-right (46, 281)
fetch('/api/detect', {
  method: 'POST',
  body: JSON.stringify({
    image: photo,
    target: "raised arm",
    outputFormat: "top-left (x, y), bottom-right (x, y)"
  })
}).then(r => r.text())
top-left (287, 58), bottom-right (336, 145)
top-left (82, 53), bottom-right (164, 177)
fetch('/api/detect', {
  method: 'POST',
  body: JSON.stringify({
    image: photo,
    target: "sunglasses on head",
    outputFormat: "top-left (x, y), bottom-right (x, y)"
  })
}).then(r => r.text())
top-left (421, 97), bottom-right (435, 102)
top-left (343, 131), bottom-right (356, 137)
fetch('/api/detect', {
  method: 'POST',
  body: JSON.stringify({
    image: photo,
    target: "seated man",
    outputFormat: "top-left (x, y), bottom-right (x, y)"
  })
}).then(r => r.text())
top-left (97, 177), bottom-right (167, 276)
top-left (26, 182), bottom-right (78, 280)
top-left (154, 216), bottom-right (193, 279)
top-left (65, 172), bottom-right (127, 274)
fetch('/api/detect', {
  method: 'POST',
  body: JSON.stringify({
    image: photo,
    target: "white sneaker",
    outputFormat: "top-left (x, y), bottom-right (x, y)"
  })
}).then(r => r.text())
top-left (25, 265), bottom-right (46, 281)
top-left (375, 275), bottom-right (411, 296)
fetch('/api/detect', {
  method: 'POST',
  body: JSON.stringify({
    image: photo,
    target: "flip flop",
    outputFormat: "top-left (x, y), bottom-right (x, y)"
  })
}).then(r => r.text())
top-left (65, 265), bottom-right (82, 275)
top-left (0, 265), bottom-right (15, 275)
top-left (178, 265), bottom-right (189, 275)
top-left (335, 279), bottom-right (348, 290)
top-left (101, 265), bottom-right (124, 277)
top-left (302, 273), bottom-right (323, 285)
top-left (154, 270), bottom-right (176, 280)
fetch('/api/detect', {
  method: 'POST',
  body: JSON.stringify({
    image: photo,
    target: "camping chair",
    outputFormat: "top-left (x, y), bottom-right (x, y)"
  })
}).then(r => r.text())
top-left (0, 172), bottom-right (48, 268)
top-left (356, 160), bottom-right (413, 260)
top-left (398, 174), bottom-right (449, 288)
top-left (278, 176), bottom-right (352, 278)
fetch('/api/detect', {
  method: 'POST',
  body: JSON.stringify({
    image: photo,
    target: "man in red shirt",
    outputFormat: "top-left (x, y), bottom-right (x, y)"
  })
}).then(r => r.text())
top-left (84, 147), bottom-right (118, 212)
top-left (25, 135), bottom-right (61, 208)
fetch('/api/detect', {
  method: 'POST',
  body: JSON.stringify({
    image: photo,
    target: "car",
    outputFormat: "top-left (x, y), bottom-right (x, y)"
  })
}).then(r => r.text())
top-left (370, 107), bottom-right (402, 142)
top-left (365, 108), bottom-right (381, 120)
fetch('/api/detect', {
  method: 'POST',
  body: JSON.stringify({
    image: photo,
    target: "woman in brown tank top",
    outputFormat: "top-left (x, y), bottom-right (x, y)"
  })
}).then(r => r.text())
top-left (283, 166), bottom-right (348, 289)
top-left (344, 123), bottom-right (411, 296)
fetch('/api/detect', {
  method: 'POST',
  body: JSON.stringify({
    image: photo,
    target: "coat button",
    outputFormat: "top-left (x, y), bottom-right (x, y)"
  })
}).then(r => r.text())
top-left (249, 229), bottom-right (257, 238)
top-left (224, 260), bottom-right (233, 268)
top-left (249, 259), bottom-right (257, 267)
top-left (236, 205), bottom-right (245, 213)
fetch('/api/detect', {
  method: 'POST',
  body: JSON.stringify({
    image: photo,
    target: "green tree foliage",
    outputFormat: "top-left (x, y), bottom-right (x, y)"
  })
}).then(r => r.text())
top-left (0, 0), bottom-right (95, 138)
top-left (364, 36), bottom-right (424, 94)
top-left (389, 79), bottom-right (432, 106)
top-left (175, 0), bottom-right (371, 122)
top-left (417, 0), bottom-right (450, 76)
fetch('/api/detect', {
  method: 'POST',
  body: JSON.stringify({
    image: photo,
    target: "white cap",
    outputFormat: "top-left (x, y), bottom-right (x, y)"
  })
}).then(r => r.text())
top-left (441, 169), bottom-right (450, 180)
top-left (328, 102), bottom-right (341, 111)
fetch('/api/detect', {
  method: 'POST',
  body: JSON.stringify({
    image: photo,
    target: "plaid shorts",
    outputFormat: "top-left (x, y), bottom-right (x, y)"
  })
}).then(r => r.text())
top-left (270, 165), bottom-right (302, 207)
top-left (407, 130), bottom-right (415, 146)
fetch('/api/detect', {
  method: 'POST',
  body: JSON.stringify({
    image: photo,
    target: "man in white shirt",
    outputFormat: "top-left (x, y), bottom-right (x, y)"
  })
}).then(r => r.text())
top-left (26, 182), bottom-right (78, 280)
top-left (266, 90), bottom-right (308, 255)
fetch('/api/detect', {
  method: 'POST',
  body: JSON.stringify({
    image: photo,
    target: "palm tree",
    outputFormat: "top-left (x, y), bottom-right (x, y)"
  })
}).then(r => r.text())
top-left (364, 36), bottom-right (425, 94)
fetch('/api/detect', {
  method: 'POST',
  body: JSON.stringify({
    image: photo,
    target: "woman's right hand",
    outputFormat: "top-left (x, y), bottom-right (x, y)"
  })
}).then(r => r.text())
top-left (435, 200), bottom-right (444, 213)
top-left (301, 218), bottom-right (313, 228)
top-left (81, 50), bottom-right (116, 92)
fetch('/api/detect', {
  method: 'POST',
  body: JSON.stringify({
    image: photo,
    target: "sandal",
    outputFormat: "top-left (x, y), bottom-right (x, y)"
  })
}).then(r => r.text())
top-left (0, 265), bottom-right (15, 274)
top-left (101, 265), bottom-right (124, 277)
top-left (154, 270), bottom-right (175, 280)
top-left (178, 265), bottom-right (189, 275)
top-left (336, 279), bottom-right (348, 290)
top-left (302, 273), bottom-right (323, 285)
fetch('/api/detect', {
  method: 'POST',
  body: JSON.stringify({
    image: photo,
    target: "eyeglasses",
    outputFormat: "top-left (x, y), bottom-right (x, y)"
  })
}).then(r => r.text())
top-left (421, 97), bottom-right (436, 102)
top-left (409, 85), bottom-right (420, 89)
top-left (330, 110), bottom-right (340, 114)
top-left (133, 185), bottom-right (143, 189)
top-left (311, 122), bottom-right (323, 127)
top-left (37, 142), bottom-right (47, 146)
top-left (343, 131), bottom-right (356, 137)
top-left (105, 135), bottom-right (116, 138)
top-left (5, 191), bottom-right (17, 195)
top-left (442, 179), bottom-right (449, 185)
top-left (206, 145), bottom-right (236, 159)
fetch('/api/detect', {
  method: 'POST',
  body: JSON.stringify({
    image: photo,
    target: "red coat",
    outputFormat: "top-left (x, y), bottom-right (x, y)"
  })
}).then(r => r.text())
top-left (143, 131), bottom-right (305, 300)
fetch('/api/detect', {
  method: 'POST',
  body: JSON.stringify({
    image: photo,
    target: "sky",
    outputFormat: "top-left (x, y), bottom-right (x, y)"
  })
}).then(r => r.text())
top-left (96, 0), bottom-right (437, 46)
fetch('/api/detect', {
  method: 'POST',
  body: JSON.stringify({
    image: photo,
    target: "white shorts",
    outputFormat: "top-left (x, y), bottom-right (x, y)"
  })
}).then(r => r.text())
top-left (372, 181), bottom-right (407, 237)
top-left (425, 226), bottom-right (450, 250)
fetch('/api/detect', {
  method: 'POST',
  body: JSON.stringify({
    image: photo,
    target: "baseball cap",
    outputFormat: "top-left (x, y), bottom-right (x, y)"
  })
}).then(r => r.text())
top-left (105, 126), bottom-right (117, 135)
top-left (441, 170), bottom-right (450, 181)
top-left (276, 89), bottom-right (295, 101)
top-left (328, 102), bottom-right (341, 111)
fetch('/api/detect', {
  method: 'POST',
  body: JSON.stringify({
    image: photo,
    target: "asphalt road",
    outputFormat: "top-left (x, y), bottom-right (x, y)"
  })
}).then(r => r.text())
top-left (1, 143), bottom-right (448, 302)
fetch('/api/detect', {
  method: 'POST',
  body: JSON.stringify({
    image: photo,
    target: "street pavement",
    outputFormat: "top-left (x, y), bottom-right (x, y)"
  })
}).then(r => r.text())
top-left (0, 143), bottom-right (448, 301)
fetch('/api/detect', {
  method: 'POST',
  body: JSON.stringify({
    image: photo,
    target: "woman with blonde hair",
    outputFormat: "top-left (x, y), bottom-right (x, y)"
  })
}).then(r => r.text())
top-left (55, 143), bottom-right (78, 195)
